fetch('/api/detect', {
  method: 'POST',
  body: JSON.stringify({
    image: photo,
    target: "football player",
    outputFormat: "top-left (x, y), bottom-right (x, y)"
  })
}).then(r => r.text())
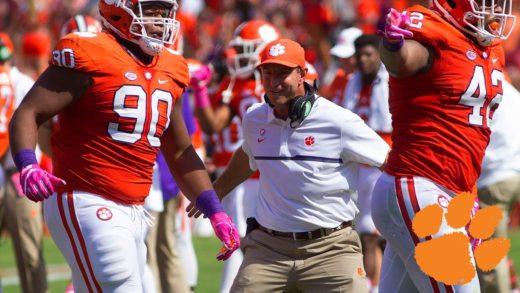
top-left (373, 0), bottom-right (516, 292)
top-left (8, 1), bottom-right (240, 291)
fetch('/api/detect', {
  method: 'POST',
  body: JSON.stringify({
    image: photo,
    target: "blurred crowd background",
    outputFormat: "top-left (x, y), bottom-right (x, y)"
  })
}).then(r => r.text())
top-left (2, 0), bottom-right (520, 90)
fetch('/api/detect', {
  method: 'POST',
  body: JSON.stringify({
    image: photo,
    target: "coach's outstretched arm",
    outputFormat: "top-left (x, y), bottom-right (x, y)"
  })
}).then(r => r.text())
top-left (185, 145), bottom-right (254, 218)
top-left (378, 8), bottom-right (432, 78)
top-left (160, 96), bottom-right (240, 261)
top-left (9, 66), bottom-right (91, 202)
top-left (214, 146), bottom-right (255, 200)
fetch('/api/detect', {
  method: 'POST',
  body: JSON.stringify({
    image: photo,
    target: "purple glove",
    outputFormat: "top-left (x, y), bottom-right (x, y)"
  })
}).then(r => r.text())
top-left (211, 212), bottom-right (241, 261)
top-left (189, 65), bottom-right (212, 109)
top-left (20, 164), bottom-right (66, 202)
top-left (378, 8), bottom-right (414, 51)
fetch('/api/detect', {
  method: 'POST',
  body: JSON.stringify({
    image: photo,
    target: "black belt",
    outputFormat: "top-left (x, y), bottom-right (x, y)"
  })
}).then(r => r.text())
top-left (257, 221), bottom-right (352, 240)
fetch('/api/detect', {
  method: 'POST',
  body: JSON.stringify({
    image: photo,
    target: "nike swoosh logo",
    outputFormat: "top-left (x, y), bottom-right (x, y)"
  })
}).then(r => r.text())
top-left (158, 79), bottom-right (168, 84)
top-left (257, 138), bottom-right (265, 143)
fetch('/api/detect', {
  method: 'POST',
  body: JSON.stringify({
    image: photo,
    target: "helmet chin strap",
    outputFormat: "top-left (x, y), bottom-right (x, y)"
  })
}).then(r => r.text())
top-left (137, 37), bottom-right (164, 55)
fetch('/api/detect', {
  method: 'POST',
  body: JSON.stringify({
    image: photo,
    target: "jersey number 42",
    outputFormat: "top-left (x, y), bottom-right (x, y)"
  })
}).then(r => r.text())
top-left (458, 66), bottom-right (503, 129)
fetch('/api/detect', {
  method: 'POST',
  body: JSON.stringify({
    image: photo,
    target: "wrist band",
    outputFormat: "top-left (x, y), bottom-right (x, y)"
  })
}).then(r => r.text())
top-left (195, 190), bottom-right (224, 217)
top-left (14, 149), bottom-right (38, 171)
top-left (383, 39), bottom-right (404, 52)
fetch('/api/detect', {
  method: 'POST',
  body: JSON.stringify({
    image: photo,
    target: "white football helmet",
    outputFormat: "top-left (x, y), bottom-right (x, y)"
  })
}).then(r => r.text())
top-left (99, 0), bottom-right (180, 55)
top-left (60, 15), bottom-right (102, 38)
top-left (227, 20), bottom-right (281, 79)
top-left (432, 0), bottom-right (516, 46)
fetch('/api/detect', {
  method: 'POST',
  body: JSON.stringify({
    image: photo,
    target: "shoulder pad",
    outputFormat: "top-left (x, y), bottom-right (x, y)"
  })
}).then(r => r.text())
top-left (49, 33), bottom-right (102, 72)
top-left (404, 5), bottom-right (459, 49)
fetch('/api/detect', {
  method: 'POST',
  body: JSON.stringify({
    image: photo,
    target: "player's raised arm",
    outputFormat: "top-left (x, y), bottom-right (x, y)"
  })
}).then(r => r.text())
top-left (190, 65), bottom-right (233, 134)
top-left (378, 8), bottom-right (432, 78)
top-left (160, 96), bottom-right (240, 261)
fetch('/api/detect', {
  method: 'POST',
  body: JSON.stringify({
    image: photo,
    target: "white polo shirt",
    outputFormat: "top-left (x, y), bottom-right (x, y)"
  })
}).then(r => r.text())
top-left (242, 97), bottom-right (389, 232)
top-left (478, 81), bottom-right (520, 188)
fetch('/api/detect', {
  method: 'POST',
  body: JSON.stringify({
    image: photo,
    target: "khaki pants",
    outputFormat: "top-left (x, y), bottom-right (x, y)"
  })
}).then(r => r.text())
top-left (478, 173), bottom-right (520, 293)
top-left (0, 171), bottom-right (48, 293)
top-left (146, 196), bottom-right (189, 293)
top-left (231, 226), bottom-right (368, 293)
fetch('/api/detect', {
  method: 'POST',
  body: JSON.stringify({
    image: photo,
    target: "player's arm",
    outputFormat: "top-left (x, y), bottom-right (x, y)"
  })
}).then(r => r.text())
top-left (380, 39), bottom-right (432, 78)
top-left (160, 96), bottom-right (214, 200)
top-left (162, 95), bottom-right (241, 260)
top-left (8, 65), bottom-right (91, 202)
top-left (189, 64), bottom-right (233, 134)
top-left (9, 65), bottom-right (91, 153)
top-left (378, 8), bottom-right (433, 78)
top-left (194, 103), bottom-right (233, 134)
top-left (213, 146), bottom-right (254, 200)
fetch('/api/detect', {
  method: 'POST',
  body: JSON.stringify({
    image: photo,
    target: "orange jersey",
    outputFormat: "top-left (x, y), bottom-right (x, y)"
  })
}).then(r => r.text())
top-left (49, 32), bottom-right (188, 204)
top-left (386, 6), bottom-right (506, 193)
top-left (0, 67), bottom-right (14, 158)
top-left (210, 77), bottom-right (262, 168)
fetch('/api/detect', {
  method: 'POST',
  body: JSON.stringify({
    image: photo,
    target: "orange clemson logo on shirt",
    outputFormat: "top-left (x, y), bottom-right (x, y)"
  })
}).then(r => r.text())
top-left (412, 192), bottom-right (510, 285)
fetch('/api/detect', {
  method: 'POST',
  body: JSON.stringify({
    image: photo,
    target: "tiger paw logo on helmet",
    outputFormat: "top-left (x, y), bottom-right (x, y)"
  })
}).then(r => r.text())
top-left (412, 192), bottom-right (510, 285)
top-left (269, 44), bottom-right (286, 57)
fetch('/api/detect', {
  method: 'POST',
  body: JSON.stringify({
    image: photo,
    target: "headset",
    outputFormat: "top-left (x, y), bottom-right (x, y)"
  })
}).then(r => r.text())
top-left (264, 82), bottom-right (317, 128)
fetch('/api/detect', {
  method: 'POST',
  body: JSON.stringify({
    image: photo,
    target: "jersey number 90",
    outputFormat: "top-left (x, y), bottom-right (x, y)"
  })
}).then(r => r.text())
top-left (108, 85), bottom-right (173, 147)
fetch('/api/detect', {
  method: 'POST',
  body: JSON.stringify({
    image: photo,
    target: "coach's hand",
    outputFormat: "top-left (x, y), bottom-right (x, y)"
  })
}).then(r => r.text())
top-left (378, 8), bottom-right (413, 50)
top-left (20, 164), bottom-right (66, 202)
top-left (210, 212), bottom-right (241, 261)
top-left (186, 201), bottom-right (204, 218)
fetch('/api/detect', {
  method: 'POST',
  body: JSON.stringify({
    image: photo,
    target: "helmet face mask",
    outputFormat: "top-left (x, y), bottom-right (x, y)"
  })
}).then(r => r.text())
top-left (432, 0), bottom-right (516, 46)
top-left (99, 0), bottom-right (180, 55)
top-left (227, 20), bottom-right (281, 79)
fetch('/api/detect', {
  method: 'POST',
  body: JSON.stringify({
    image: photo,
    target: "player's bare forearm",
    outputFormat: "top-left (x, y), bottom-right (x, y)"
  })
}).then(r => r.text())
top-left (195, 105), bottom-right (231, 134)
top-left (161, 96), bottom-right (214, 201)
top-left (380, 39), bottom-right (431, 78)
top-left (168, 145), bottom-right (214, 202)
top-left (9, 107), bottom-right (40, 153)
top-left (214, 147), bottom-right (254, 200)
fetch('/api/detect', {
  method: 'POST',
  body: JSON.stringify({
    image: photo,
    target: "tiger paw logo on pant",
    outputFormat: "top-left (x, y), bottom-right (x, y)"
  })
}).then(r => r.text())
top-left (412, 192), bottom-right (510, 285)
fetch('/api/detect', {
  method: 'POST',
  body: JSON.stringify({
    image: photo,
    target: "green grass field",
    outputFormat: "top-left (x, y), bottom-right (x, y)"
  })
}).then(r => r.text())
top-left (0, 235), bottom-right (224, 293)
top-left (1, 230), bottom-right (520, 292)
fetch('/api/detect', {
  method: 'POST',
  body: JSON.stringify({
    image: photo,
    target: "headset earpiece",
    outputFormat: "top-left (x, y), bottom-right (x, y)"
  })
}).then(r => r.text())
top-left (288, 82), bottom-right (316, 128)
top-left (264, 83), bottom-right (316, 128)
